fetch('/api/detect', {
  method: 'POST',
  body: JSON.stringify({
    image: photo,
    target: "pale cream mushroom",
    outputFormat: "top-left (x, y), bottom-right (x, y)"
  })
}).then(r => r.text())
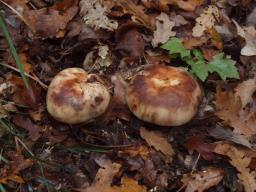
top-left (46, 68), bottom-right (110, 124)
top-left (126, 65), bottom-right (202, 126)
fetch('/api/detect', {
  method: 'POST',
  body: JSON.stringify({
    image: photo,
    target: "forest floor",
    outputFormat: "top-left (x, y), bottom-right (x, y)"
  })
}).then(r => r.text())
top-left (1, 0), bottom-right (256, 191)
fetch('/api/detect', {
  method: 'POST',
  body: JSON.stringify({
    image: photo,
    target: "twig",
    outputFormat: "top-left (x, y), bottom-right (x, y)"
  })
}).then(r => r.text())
top-left (0, 62), bottom-right (48, 89)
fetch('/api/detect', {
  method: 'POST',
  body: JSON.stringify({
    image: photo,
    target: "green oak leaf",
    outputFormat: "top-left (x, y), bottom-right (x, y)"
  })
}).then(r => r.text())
top-left (189, 60), bottom-right (208, 81)
top-left (208, 53), bottom-right (239, 80)
top-left (161, 37), bottom-right (191, 59)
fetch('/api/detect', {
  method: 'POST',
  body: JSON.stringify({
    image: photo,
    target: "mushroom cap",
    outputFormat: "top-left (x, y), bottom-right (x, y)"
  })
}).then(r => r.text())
top-left (46, 68), bottom-right (110, 124)
top-left (126, 65), bottom-right (202, 126)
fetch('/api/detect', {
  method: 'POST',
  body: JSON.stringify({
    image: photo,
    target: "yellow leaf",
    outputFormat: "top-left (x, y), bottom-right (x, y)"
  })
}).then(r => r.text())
top-left (0, 174), bottom-right (25, 184)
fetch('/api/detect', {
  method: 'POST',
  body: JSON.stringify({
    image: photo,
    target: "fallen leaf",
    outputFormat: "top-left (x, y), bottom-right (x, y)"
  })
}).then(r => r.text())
top-left (152, 13), bottom-right (176, 47)
top-left (209, 125), bottom-right (253, 149)
top-left (112, 176), bottom-right (147, 192)
top-left (18, 53), bottom-right (33, 74)
top-left (215, 84), bottom-right (256, 138)
top-left (233, 20), bottom-right (256, 56)
top-left (0, 174), bottom-right (24, 184)
top-left (79, 157), bottom-right (146, 192)
top-left (80, 0), bottom-right (118, 31)
top-left (183, 37), bottom-right (208, 50)
top-left (114, 0), bottom-right (155, 30)
top-left (214, 143), bottom-right (256, 192)
top-left (118, 145), bottom-right (150, 160)
top-left (25, 4), bottom-right (78, 38)
top-left (12, 115), bottom-right (42, 141)
top-left (140, 127), bottom-right (174, 162)
top-left (235, 78), bottom-right (256, 108)
top-left (192, 5), bottom-right (220, 37)
top-left (0, 151), bottom-right (34, 185)
top-left (181, 167), bottom-right (224, 192)
top-left (185, 136), bottom-right (216, 160)
top-left (142, 0), bottom-right (205, 12)
top-left (115, 23), bottom-right (145, 62)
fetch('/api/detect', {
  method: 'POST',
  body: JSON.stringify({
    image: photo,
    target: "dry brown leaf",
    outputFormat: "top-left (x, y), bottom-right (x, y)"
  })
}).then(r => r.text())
top-left (235, 78), bottom-right (256, 108)
top-left (183, 37), bottom-right (208, 50)
top-left (25, 5), bottom-right (78, 38)
top-left (140, 127), bottom-right (174, 162)
top-left (80, 0), bottom-right (118, 31)
top-left (181, 167), bottom-right (224, 192)
top-left (142, 0), bottom-right (204, 12)
top-left (115, 23), bottom-right (145, 62)
top-left (152, 13), bottom-right (176, 47)
top-left (233, 20), bottom-right (256, 56)
top-left (19, 53), bottom-right (33, 74)
top-left (114, 0), bottom-right (155, 30)
top-left (112, 177), bottom-right (147, 192)
top-left (118, 145), bottom-right (150, 160)
top-left (192, 5), bottom-right (220, 37)
top-left (79, 158), bottom-right (146, 192)
top-left (12, 115), bottom-right (42, 141)
top-left (215, 85), bottom-right (256, 138)
top-left (214, 143), bottom-right (256, 192)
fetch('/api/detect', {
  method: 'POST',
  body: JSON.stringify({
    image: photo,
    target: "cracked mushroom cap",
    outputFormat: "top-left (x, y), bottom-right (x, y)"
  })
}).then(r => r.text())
top-left (126, 65), bottom-right (202, 126)
top-left (46, 68), bottom-right (110, 124)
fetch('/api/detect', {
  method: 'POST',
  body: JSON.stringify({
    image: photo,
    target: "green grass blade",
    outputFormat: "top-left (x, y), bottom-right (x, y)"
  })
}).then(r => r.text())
top-left (0, 184), bottom-right (6, 192)
top-left (0, 14), bottom-right (29, 88)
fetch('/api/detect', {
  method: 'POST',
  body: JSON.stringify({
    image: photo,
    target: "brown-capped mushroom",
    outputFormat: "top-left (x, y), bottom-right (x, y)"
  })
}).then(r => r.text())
top-left (126, 65), bottom-right (202, 126)
top-left (46, 68), bottom-right (110, 124)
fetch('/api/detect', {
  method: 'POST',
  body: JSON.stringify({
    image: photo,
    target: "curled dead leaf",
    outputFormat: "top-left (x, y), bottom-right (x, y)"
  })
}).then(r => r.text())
top-left (140, 127), bottom-right (174, 163)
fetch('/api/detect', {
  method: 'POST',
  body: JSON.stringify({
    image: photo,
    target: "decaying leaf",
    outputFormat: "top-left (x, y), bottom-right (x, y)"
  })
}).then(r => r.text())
top-left (83, 45), bottom-right (112, 72)
top-left (12, 115), bottom-right (42, 141)
top-left (140, 127), bottom-right (174, 162)
top-left (181, 167), bottom-right (224, 192)
top-left (192, 5), bottom-right (220, 37)
top-left (209, 125), bottom-right (253, 149)
top-left (185, 136), bottom-right (216, 160)
top-left (114, 0), bottom-right (155, 30)
top-left (0, 151), bottom-right (34, 185)
top-left (25, 4), bottom-right (78, 38)
top-left (142, 0), bottom-right (205, 12)
top-left (118, 145), bottom-right (150, 160)
top-left (233, 20), bottom-right (256, 56)
top-left (215, 84), bottom-right (256, 138)
top-left (115, 23), bottom-right (145, 62)
top-left (214, 143), bottom-right (256, 192)
top-left (80, 0), bottom-right (118, 31)
top-left (152, 13), bottom-right (176, 47)
top-left (79, 157), bottom-right (146, 192)
top-left (235, 78), bottom-right (256, 108)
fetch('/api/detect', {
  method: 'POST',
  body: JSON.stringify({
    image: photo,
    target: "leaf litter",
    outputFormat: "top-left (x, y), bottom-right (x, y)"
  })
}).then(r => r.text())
top-left (1, 0), bottom-right (256, 191)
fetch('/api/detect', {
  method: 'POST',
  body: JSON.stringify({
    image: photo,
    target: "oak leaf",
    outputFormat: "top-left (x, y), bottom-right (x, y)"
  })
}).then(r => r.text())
top-left (214, 143), bottom-right (256, 192)
top-left (233, 20), bottom-right (256, 56)
top-left (181, 167), bottom-right (224, 192)
top-left (80, 0), bottom-right (118, 31)
top-left (142, 0), bottom-right (204, 12)
top-left (192, 5), bottom-right (220, 37)
top-left (140, 127), bottom-right (174, 162)
top-left (25, 4), bottom-right (78, 38)
top-left (235, 78), bottom-right (256, 108)
top-left (152, 13), bottom-right (175, 47)
top-left (79, 158), bottom-right (146, 192)
top-left (215, 85), bottom-right (256, 138)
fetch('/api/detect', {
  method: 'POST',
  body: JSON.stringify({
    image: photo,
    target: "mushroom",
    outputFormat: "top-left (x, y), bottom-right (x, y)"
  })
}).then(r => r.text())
top-left (46, 68), bottom-right (110, 124)
top-left (126, 65), bottom-right (202, 126)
